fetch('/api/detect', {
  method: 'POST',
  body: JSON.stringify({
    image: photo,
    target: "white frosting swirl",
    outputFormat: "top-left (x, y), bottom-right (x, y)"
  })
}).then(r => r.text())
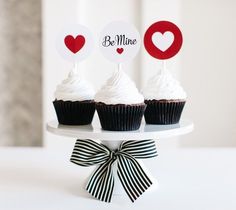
top-left (55, 67), bottom-right (95, 101)
top-left (95, 70), bottom-right (144, 104)
top-left (142, 69), bottom-right (187, 100)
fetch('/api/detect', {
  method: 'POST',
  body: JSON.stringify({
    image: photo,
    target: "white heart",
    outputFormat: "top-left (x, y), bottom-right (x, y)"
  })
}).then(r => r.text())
top-left (152, 31), bottom-right (174, 52)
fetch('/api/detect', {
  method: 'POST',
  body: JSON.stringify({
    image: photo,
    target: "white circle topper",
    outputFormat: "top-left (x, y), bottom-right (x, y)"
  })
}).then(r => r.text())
top-left (99, 21), bottom-right (141, 64)
top-left (56, 24), bottom-right (94, 62)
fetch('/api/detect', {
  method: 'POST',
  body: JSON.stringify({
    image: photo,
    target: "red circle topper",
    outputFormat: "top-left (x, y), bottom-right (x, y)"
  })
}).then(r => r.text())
top-left (144, 21), bottom-right (183, 60)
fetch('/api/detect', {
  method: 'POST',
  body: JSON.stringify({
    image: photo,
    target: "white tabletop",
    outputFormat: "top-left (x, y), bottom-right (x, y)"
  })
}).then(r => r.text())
top-left (46, 119), bottom-right (194, 141)
top-left (0, 147), bottom-right (235, 210)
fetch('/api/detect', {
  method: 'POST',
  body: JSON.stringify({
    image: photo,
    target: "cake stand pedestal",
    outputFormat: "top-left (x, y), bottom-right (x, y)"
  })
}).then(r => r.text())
top-left (46, 119), bottom-right (194, 197)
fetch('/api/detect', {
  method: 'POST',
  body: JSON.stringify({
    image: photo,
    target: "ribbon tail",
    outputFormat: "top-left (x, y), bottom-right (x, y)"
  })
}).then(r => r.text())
top-left (86, 158), bottom-right (115, 202)
top-left (117, 155), bottom-right (152, 202)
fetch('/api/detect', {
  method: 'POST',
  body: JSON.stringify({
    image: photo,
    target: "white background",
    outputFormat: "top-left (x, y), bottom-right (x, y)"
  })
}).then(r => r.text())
top-left (43, 0), bottom-right (236, 149)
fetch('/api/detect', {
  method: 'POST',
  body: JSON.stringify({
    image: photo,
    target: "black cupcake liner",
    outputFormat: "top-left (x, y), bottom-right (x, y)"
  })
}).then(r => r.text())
top-left (144, 100), bottom-right (186, 124)
top-left (53, 100), bottom-right (95, 125)
top-left (95, 103), bottom-right (146, 131)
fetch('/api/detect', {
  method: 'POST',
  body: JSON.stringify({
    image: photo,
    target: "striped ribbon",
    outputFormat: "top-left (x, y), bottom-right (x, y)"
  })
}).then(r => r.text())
top-left (70, 139), bottom-right (157, 203)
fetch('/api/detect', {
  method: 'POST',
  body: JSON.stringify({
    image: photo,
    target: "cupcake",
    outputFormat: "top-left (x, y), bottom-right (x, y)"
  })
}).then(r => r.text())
top-left (142, 69), bottom-right (186, 124)
top-left (95, 69), bottom-right (146, 131)
top-left (53, 66), bottom-right (95, 125)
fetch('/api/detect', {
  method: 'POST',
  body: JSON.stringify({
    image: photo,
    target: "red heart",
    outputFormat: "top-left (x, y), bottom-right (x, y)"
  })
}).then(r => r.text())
top-left (64, 35), bottom-right (85, 54)
top-left (116, 48), bottom-right (124, 54)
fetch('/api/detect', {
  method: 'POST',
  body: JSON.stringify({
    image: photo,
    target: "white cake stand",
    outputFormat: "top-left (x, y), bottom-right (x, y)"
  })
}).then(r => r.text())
top-left (47, 119), bottom-right (193, 141)
top-left (46, 119), bottom-right (194, 197)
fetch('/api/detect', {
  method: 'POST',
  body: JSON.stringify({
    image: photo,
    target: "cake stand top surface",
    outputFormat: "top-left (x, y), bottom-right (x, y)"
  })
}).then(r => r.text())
top-left (46, 119), bottom-right (194, 141)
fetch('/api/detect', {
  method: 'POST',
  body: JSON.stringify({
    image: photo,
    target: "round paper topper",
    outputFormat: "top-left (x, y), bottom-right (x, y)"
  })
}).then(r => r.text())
top-left (99, 21), bottom-right (141, 63)
top-left (56, 24), bottom-right (94, 62)
top-left (144, 21), bottom-right (183, 60)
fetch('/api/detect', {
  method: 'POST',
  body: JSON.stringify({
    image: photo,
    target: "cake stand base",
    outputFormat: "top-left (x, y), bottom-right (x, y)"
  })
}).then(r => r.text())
top-left (46, 119), bottom-right (194, 200)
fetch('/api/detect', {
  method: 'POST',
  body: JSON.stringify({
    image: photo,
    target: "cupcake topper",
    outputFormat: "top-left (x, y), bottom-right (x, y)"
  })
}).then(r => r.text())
top-left (161, 60), bottom-right (167, 74)
top-left (56, 24), bottom-right (94, 70)
top-left (144, 21), bottom-right (183, 73)
top-left (99, 21), bottom-right (141, 70)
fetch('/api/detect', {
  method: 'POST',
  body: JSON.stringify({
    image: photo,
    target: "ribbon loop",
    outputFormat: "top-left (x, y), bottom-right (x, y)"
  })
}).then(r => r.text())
top-left (71, 139), bottom-right (157, 202)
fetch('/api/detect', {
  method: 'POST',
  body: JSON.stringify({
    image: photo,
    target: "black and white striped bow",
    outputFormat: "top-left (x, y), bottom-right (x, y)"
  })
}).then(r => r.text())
top-left (70, 139), bottom-right (157, 202)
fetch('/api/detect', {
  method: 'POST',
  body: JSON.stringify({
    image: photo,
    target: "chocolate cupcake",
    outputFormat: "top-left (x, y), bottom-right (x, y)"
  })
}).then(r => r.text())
top-left (95, 69), bottom-right (146, 131)
top-left (142, 69), bottom-right (186, 124)
top-left (53, 66), bottom-right (95, 125)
